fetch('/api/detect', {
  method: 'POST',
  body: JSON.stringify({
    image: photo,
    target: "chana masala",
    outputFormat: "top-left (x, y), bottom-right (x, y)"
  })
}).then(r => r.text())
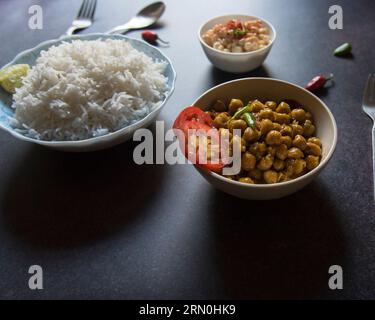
top-left (202, 19), bottom-right (271, 53)
top-left (174, 99), bottom-right (322, 184)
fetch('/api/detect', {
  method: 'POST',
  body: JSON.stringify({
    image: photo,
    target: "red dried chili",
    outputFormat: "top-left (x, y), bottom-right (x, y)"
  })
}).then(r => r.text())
top-left (305, 74), bottom-right (334, 92)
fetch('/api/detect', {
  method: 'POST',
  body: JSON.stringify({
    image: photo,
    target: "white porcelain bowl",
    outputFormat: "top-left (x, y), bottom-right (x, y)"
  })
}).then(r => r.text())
top-left (0, 34), bottom-right (176, 152)
top-left (198, 14), bottom-right (276, 73)
top-left (193, 78), bottom-right (337, 200)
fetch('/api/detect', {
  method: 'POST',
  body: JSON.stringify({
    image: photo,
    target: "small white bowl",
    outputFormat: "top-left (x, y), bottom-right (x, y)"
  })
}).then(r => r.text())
top-left (193, 78), bottom-right (337, 200)
top-left (198, 14), bottom-right (276, 73)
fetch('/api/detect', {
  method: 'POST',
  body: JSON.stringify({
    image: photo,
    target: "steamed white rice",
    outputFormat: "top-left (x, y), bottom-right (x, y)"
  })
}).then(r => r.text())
top-left (11, 39), bottom-right (167, 141)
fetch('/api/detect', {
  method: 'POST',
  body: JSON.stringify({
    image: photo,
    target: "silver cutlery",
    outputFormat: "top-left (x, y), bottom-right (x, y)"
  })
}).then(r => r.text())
top-left (107, 1), bottom-right (165, 34)
top-left (362, 74), bottom-right (375, 202)
top-left (63, 0), bottom-right (97, 36)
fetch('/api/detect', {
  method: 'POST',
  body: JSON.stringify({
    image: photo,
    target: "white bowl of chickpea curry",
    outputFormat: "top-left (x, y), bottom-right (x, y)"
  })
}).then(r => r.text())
top-left (198, 14), bottom-right (276, 73)
top-left (191, 78), bottom-right (337, 200)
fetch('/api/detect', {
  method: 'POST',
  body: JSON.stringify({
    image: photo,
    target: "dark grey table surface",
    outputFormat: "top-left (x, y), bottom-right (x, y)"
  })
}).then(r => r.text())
top-left (0, 0), bottom-right (374, 300)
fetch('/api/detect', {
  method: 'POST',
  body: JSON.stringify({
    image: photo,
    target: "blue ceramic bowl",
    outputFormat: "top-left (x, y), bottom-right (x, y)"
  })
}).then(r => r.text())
top-left (0, 33), bottom-right (176, 151)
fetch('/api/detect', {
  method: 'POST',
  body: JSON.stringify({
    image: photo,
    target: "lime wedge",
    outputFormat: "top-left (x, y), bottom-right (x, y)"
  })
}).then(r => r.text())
top-left (0, 64), bottom-right (30, 93)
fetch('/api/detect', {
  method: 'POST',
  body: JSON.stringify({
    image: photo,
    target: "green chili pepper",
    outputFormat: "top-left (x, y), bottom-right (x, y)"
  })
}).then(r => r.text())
top-left (232, 105), bottom-right (251, 119)
top-left (334, 42), bottom-right (352, 57)
top-left (241, 112), bottom-right (256, 128)
top-left (233, 28), bottom-right (247, 38)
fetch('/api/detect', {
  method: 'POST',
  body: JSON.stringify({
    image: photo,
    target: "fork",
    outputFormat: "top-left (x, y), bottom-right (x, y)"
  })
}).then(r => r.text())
top-left (62, 0), bottom-right (97, 37)
top-left (362, 74), bottom-right (375, 202)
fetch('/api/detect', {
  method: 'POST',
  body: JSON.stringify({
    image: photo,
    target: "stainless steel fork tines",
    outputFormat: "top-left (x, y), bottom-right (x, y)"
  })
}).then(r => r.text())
top-left (63, 0), bottom-right (97, 37)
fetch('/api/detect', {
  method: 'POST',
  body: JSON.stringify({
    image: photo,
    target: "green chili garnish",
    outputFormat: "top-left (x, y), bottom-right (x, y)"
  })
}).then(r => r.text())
top-left (232, 105), bottom-right (251, 119)
top-left (333, 42), bottom-right (352, 57)
top-left (241, 112), bottom-right (256, 128)
top-left (233, 28), bottom-right (247, 38)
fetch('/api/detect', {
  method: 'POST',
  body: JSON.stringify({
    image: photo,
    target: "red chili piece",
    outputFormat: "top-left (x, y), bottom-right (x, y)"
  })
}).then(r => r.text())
top-left (305, 74), bottom-right (334, 92)
top-left (141, 30), bottom-right (169, 45)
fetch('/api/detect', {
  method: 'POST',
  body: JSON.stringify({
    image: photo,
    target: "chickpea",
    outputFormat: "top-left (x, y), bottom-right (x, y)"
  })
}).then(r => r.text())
top-left (280, 136), bottom-right (292, 148)
top-left (284, 158), bottom-right (305, 177)
top-left (228, 98), bottom-right (244, 114)
top-left (277, 172), bottom-right (288, 182)
top-left (273, 158), bottom-right (285, 171)
top-left (241, 152), bottom-right (256, 171)
top-left (276, 102), bottom-right (291, 114)
top-left (213, 112), bottom-right (230, 128)
top-left (268, 146), bottom-right (276, 156)
top-left (250, 100), bottom-right (264, 113)
top-left (273, 122), bottom-right (282, 131)
top-left (248, 168), bottom-right (262, 180)
top-left (287, 147), bottom-right (304, 159)
top-left (285, 159), bottom-right (296, 177)
top-left (212, 99), bottom-right (226, 112)
top-left (275, 144), bottom-right (288, 160)
top-left (213, 42), bottom-right (224, 50)
top-left (305, 112), bottom-right (313, 120)
top-left (265, 130), bottom-right (282, 145)
top-left (264, 101), bottom-right (277, 110)
top-left (241, 138), bottom-right (247, 152)
top-left (305, 142), bottom-right (321, 156)
top-left (303, 120), bottom-right (315, 137)
top-left (249, 142), bottom-right (267, 158)
top-left (260, 119), bottom-right (274, 135)
top-left (238, 177), bottom-right (255, 184)
top-left (258, 109), bottom-right (275, 121)
top-left (308, 137), bottom-right (321, 146)
top-left (292, 135), bottom-right (307, 150)
top-left (243, 127), bottom-right (260, 142)
top-left (257, 154), bottom-right (274, 171)
top-left (232, 46), bottom-right (243, 53)
top-left (306, 155), bottom-right (320, 170)
top-left (291, 108), bottom-right (306, 122)
top-left (219, 128), bottom-right (232, 141)
top-left (291, 123), bottom-right (304, 137)
top-left (273, 112), bottom-right (291, 124)
top-left (280, 124), bottom-right (293, 136)
top-left (228, 119), bottom-right (247, 132)
top-left (230, 140), bottom-right (246, 154)
top-left (230, 135), bottom-right (242, 155)
top-left (294, 159), bottom-right (306, 176)
top-left (263, 170), bottom-right (278, 184)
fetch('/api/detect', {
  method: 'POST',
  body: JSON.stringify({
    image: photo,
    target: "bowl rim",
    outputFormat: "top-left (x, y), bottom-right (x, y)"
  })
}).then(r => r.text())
top-left (192, 77), bottom-right (338, 188)
top-left (0, 33), bottom-right (177, 146)
top-left (198, 13), bottom-right (277, 56)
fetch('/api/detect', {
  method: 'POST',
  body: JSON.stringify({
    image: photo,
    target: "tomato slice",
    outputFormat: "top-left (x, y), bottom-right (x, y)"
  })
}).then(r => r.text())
top-left (226, 19), bottom-right (242, 30)
top-left (173, 106), bottom-right (213, 132)
top-left (173, 106), bottom-right (227, 172)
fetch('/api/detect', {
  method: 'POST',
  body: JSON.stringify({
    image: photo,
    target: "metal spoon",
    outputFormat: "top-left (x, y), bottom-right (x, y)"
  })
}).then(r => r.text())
top-left (107, 2), bottom-right (166, 34)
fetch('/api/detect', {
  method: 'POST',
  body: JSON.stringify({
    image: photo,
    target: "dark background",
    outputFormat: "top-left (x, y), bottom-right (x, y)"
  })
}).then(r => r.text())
top-left (0, 0), bottom-right (374, 299)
